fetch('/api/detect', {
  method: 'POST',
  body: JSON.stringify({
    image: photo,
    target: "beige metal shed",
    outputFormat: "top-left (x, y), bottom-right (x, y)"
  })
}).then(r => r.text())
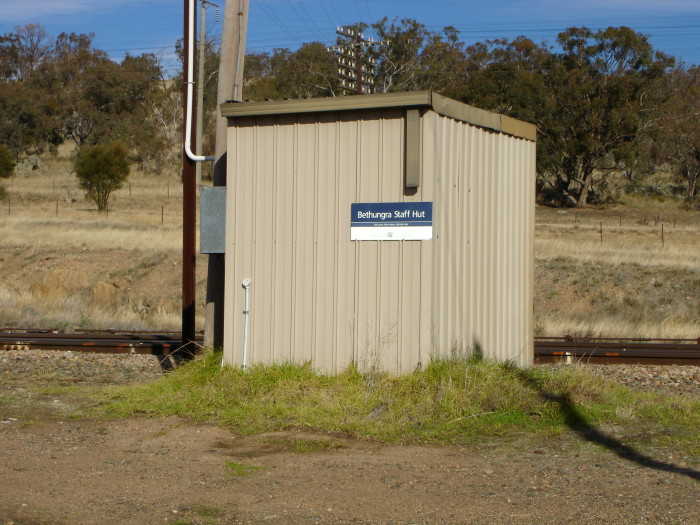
top-left (220, 91), bottom-right (536, 374)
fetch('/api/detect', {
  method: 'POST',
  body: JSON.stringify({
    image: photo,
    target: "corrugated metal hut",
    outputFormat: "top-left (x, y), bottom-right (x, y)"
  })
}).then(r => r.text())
top-left (220, 91), bottom-right (535, 374)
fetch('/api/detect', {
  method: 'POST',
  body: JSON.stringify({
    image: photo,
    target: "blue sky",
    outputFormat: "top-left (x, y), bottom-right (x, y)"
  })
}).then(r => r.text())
top-left (1, 0), bottom-right (699, 76)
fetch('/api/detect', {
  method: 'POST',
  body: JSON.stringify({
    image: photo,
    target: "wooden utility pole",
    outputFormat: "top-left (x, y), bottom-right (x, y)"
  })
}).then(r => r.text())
top-left (181, 0), bottom-right (198, 357)
top-left (204, 0), bottom-right (249, 349)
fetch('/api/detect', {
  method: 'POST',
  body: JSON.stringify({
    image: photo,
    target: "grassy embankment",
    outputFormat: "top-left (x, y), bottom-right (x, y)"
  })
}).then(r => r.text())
top-left (0, 153), bottom-right (203, 330)
top-left (535, 199), bottom-right (699, 338)
top-left (97, 351), bottom-right (700, 455)
top-left (0, 150), bottom-right (698, 337)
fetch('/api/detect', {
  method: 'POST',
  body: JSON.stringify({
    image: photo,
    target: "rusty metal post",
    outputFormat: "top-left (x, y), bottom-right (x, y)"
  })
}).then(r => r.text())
top-left (181, 0), bottom-right (197, 358)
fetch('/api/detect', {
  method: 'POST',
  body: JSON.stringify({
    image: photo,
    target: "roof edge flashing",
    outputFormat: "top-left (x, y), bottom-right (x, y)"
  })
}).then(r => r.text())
top-left (221, 91), bottom-right (433, 118)
top-left (221, 91), bottom-right (536, 142)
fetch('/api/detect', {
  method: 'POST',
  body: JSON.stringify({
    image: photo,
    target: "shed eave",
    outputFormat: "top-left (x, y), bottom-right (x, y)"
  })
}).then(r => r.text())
top-left (220, 90), bottom-right (433, 118)
top-left (221, 91), bottom-right (537, 142)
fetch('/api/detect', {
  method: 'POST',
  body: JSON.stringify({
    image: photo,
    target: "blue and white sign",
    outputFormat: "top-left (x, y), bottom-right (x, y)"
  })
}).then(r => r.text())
top-left (351, 202), bottom-right (433, 241)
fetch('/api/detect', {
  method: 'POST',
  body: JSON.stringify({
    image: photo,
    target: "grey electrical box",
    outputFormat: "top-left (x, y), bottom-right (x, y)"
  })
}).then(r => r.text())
top-left (200, 186), bottom-right (226, 254)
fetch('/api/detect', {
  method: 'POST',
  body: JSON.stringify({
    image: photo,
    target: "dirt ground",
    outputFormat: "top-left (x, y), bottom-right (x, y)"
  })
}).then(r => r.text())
top-left (1, 374), bottom-right (699, 525)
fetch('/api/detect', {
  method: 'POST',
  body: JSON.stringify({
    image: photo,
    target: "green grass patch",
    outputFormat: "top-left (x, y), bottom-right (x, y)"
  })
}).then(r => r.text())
top-left (225, 461), bottom-right (263, 477)
top-left (292, 438), bottom-right (346, 453)
top-left (260, 437), bottom-right (347, 453)
top-left (95, 351), bottom-right (700, 451)
top-left (192, 504), bottom-right (225, 519)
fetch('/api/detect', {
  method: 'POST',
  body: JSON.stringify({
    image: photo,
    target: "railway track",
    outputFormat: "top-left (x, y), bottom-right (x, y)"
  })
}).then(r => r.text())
top-left (1, 330), bottom-right (699, 365)
top-left (0, 329), bottom-right (203, 356)
top-left (534, 337), bottom-right (700, 365)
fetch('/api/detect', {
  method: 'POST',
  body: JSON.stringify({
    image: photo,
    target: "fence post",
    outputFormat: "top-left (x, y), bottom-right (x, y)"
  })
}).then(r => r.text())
top-left (662, 223), bottom-right (665, 247)
top-left (599, 222), bottom-right (603, 244)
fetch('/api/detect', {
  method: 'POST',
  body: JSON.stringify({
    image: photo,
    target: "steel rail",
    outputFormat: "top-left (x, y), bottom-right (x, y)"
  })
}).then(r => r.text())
top-left (0, 331), bottom-right (203, 356)
top-left (1, 331), bottom-right (698, 365)
top-left (534, 338), bottom-right (700, 365)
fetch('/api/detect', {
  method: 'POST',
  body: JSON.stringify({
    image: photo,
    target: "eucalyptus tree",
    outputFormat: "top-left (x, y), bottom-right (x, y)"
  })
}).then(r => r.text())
top-left (1, 24), bottom-right (170, 171)
top-left (273, 42), bottom-right (340, 98)
top-left (651, 66), bottom-right (700, 201)
top-left (539, 26), bottom-right (675, 206)
top-left (460, 36), bottom-right (550, 123)
top-left (462, 26), bottom-right (675, 207)
top-left (371, 18), bottom-right (432, 93)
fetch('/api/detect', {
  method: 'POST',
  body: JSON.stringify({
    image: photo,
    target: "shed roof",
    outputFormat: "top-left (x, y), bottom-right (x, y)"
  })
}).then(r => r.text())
top-left (220, 91), bottom-right (537, 142)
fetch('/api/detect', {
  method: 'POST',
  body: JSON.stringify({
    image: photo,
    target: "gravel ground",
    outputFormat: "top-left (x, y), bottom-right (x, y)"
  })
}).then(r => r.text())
top-left (547, 363), bottom-right (700, 397)
top-left (1, 350), bottom-right (699, 525)
top-left (0, 349), bottom-right (167, 385)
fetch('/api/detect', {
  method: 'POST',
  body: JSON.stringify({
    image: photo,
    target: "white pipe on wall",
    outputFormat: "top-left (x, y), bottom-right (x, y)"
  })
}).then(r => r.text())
top-left (186, 0), bottom-right (214, 163)
top-left (241, 278), bottom-right (251, 369)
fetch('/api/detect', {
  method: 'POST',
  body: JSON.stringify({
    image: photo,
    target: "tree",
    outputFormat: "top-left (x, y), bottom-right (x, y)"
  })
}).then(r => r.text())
top-left (651, 66), bottom-right (700, 201)
top-left (0, 25), bottom-right (62, 158)
top-left (372, 18), bottom-right (431, 93)
top-left (0, 81), bottom-right (61, 159)
top-left (417, 26), bottom-right (470, 99)
top-left (111, 53), bottom-right (170, 173)
top-left (273, 43), bottom-right (340, 98)
top-left (146, 84), bottom-right (183, 175)
top-left (243, 52), bottom-right (282, 100)
top-left (13, 23), bottom-right (52, 81)
top-left (0, 33), bottom-right (20, 81)
top-left (74, 141), bottom-right (130, 212)
top-left (538, 27), bottom-right (674, 207)
top-left (460, 36), bottom-right (550, 122)
top-left (0, 144), bottom-right (14, 200)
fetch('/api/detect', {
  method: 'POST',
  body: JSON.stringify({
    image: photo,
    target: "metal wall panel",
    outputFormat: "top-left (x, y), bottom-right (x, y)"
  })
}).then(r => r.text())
top-left (422, 113), bottom-right (534, 366)
top-left (224, 104), bottom-right (534, 373)
top-left (225, 110), bottom-right (429, 374)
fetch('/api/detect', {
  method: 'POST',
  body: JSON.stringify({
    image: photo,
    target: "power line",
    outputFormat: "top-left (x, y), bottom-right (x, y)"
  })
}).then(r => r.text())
top-left (317, 0), bottom-right (337, 27)
top-left (284, 0), bottom-right (327, 42)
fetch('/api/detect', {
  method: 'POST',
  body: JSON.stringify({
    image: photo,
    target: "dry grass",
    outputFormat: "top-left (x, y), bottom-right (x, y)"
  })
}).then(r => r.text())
top-left (0, 216), bottom-right (182, 252)
top-left (536, 224), bottom-right (699, 270)
top-left (535, 202), bottom-right (700, 338)
top-left (1, 160), bottom-right (186, 251)
top-left (0, 157), bottom-right (205, 331)
top-left (536, 317), bottom-right (699, 340)
top-left (1, 153), bottom-right (698, 338)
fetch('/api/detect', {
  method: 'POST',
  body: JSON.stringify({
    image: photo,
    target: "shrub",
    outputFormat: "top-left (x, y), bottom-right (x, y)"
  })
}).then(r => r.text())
top-left (0, 144), bottom-right (14, 201)
top-left (74, 141), bottom-right (130, 212)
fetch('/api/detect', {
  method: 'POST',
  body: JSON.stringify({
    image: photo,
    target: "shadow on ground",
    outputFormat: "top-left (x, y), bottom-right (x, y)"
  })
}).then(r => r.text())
top-left (514, 368), bottom-right (700, 482)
